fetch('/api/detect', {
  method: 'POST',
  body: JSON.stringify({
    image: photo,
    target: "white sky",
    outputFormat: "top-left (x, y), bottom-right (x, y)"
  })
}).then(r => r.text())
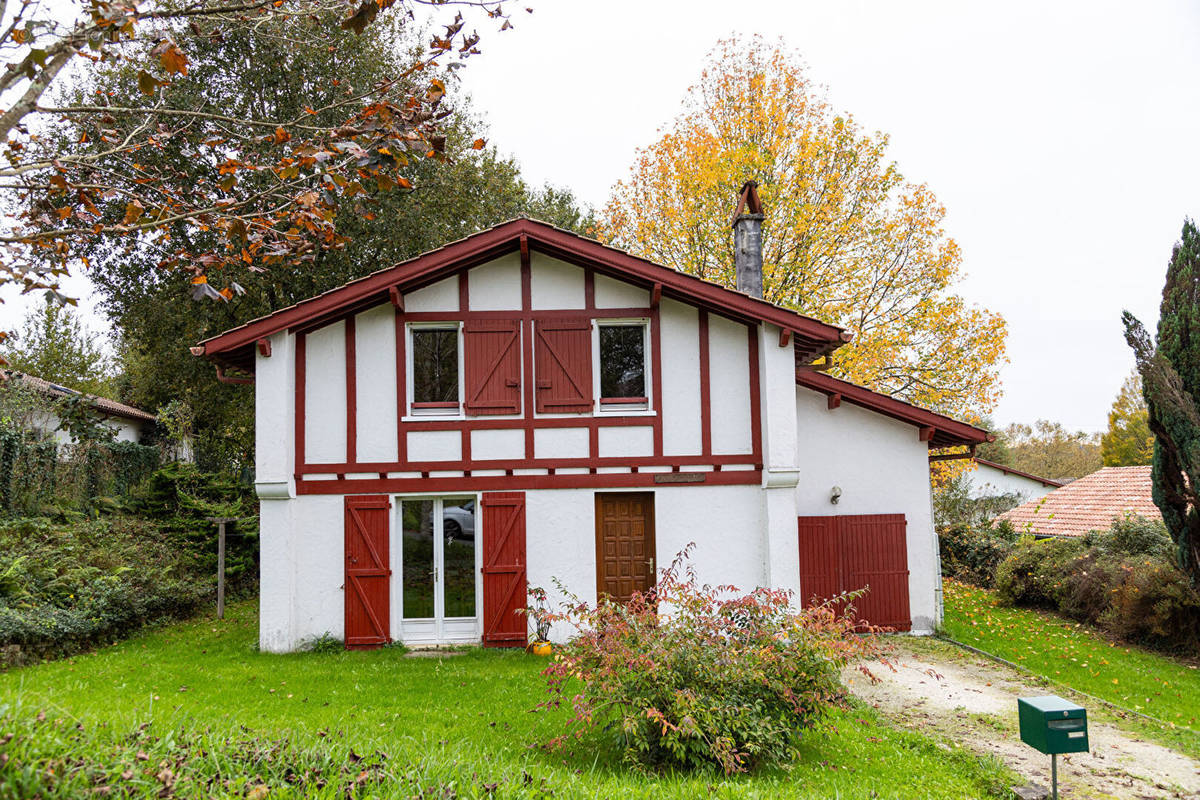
top-left (3, 0), bottom-right (1199, 433)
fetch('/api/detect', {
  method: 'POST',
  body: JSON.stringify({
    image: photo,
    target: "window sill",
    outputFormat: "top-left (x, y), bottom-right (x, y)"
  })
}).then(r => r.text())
top-left (594, 408), bottom-right (657, 418)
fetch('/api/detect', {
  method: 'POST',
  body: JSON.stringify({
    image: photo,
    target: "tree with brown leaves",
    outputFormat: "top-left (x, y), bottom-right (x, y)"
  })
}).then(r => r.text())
top-left (0, 0), bottom-right (518, 309)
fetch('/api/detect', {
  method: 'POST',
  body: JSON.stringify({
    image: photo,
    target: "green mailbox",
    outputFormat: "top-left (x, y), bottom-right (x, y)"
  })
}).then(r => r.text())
top-left (1019, 695), bottom-right (1088, 754)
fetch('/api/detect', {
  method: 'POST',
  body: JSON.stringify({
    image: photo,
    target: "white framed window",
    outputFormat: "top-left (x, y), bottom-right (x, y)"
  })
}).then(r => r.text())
top-left (406, 321), bottom-right (463, 417)
top-left (593, 318), bottom-right (651, 413)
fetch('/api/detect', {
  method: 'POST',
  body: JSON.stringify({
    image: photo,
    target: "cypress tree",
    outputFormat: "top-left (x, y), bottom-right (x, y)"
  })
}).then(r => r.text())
top-left (1124, 219), bottom-right (1200, 585)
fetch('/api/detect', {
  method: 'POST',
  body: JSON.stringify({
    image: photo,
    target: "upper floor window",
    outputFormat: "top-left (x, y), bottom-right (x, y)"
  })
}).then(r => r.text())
top-left (410, 324), bottom-right (460, 414)
top-left (598, 320), bottom-right (648, 410)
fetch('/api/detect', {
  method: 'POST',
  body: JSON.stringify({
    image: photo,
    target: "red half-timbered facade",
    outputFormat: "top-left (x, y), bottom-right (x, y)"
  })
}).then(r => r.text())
top-left (198, 218), bottom-right (990, 652)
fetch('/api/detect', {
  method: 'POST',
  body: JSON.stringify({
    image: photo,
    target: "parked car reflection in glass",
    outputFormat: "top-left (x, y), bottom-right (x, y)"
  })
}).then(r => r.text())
top-left (442, 499), bottom-right (475, 543)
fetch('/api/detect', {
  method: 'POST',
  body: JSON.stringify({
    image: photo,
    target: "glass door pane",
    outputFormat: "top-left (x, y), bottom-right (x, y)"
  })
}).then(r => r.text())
top-left (401, 499), bottom-right (435, 619)
top-left (441, 498), bottom-right (476, 618)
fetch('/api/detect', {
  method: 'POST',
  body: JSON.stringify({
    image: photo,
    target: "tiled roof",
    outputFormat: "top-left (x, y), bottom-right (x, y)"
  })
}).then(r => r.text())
top-left (1, 370), bottom-right (156, 423)
top-left (994, 465), bottom-right (1160, 537)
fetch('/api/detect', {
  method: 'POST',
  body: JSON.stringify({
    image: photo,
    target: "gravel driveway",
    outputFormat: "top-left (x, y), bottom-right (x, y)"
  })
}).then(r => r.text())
top-left (845, 638), bottom-right (1200, 799)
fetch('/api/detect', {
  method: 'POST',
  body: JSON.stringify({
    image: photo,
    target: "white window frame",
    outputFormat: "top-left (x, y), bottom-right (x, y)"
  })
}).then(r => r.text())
top-left (405, 321), bottom-right (464, 419)
top-left (592, 317), bottom-right (653, 415)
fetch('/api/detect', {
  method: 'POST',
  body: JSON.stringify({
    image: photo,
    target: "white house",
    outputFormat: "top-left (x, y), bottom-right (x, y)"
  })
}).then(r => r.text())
top-left (962, 458), bottom-right (1063, 503)
top-left (195, 195), bottom-right (990, 652)
top-left (1, 369), bottom-right (156, 445)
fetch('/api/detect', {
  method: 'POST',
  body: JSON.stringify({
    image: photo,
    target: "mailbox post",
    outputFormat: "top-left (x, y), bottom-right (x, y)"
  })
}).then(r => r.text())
top-left (1018, 696), bottom-right (1088, 799)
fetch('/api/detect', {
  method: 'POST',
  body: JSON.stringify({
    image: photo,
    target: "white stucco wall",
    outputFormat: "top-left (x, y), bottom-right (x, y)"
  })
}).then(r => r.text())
top-left (708, 314), bottom-right (753, 456)
top-left (354, 305), bottom-right (398, 463)
top-left (659, 300), bottom-right (702, 457)
top-left (963, 462), bottom-right (1057, 502)
top-left (259, 484), bottom-right (773, 651)
top-left (795, 386), bottom-right (941, 633)
top-left (529, 254), bottom-right (585, 309)
top-left (31, 409), bottom-right (148, 446)
top-left (304, 320), bottom-right (347, 464)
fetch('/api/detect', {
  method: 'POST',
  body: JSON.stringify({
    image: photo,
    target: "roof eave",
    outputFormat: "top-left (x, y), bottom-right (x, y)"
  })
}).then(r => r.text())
top-left (795, 370), bottom-right (992, 448)
top-left (195, 218), bottom-right (848, 363)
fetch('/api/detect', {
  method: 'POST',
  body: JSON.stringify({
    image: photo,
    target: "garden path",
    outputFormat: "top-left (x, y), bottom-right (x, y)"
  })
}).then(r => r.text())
top-left (846, 639), bottom-right (1200, 800)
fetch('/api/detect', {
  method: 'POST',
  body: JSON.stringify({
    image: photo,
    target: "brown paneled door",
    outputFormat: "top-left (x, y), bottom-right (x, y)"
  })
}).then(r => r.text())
top-left (595, 492), bottom-right (656, 601)
top-left (345, 495), bottom-right (392, 649)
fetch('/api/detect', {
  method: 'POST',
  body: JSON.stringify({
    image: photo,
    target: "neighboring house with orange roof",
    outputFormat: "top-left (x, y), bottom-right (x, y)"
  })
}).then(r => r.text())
top-left (1, 369), bottom-right (156, 445)
top-left (993, 465), bottom-right (1160, 538)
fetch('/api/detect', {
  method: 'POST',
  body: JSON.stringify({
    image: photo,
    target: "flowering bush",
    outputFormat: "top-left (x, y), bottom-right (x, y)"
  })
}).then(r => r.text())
top-left (535, 546), bottom-right (888, 775)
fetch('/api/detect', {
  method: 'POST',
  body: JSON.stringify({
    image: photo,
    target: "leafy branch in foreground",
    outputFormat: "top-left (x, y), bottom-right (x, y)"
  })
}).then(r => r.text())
top-left (0, 0), bottom-right (520, 306)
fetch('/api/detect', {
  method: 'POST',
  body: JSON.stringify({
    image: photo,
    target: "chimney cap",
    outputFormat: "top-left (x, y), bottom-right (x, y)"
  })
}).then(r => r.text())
top-left (731, 180), bottom-right (763, 226)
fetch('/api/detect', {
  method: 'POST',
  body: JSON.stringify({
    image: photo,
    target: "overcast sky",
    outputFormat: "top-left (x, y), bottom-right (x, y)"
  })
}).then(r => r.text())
top-left (3, 0), bottom-right (1198, 433)
top-left (456, 0), bottom-right (1200, 432)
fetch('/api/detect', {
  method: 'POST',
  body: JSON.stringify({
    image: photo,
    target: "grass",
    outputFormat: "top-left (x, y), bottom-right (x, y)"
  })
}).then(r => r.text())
top-left (941, 578), bottom-right (1200, 757)
top-left (0, 600), bottom-right (1016, 799)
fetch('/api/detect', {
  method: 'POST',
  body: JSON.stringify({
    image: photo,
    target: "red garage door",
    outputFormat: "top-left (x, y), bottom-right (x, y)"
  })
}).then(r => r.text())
top-left (797, 514), bottom-right (911, 631)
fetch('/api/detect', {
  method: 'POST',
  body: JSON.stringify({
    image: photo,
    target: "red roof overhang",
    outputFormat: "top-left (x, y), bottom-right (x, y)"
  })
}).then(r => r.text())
top-left (194, 218), bottom-right (849, 374)
top-left (795, 371), bottom-right (992, 449)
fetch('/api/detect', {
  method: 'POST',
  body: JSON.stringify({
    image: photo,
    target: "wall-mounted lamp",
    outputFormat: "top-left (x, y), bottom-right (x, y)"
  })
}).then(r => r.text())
top-left (830, 486), bottom-right (842, 505)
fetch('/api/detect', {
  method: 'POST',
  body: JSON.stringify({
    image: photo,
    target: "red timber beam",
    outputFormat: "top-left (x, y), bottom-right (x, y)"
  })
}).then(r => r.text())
top-left (294, 333), bottom-right (307, 473)
top-left (459, 270), bottom-right (471, 463)
top-left (698, 310), bottom-right (712, 458)
top-left (748, 324), bottom-right (762, 466)
top-left (296, 469), bottom-right (762, 495)
top-left (394, 304), bottom-right (407, 465)
top-left (519, 235), bottom-right (536, 461)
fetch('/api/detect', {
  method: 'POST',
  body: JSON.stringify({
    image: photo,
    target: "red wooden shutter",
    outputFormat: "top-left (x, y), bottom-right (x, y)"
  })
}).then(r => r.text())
top-left (463, 319), bottom-right (521, 415)
top-left (534, 318), bottom-right (593, 413)
top-left (481, 492), bottom-right (527, 647)
top-left (839, 514), bottom-right (911, 631)
top-left (344, 495), bottom-right (392, 649)
top-left (797, 515), bottom-right (840, 608)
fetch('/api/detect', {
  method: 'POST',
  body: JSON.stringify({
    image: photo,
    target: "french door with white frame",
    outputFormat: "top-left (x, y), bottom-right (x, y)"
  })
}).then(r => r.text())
top-left (394, 496), bottom-right (481, 644)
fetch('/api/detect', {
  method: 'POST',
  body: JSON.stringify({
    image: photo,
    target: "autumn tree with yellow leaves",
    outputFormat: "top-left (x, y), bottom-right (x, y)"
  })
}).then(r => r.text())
top-left (602, 36), bottom-right (1006, 419)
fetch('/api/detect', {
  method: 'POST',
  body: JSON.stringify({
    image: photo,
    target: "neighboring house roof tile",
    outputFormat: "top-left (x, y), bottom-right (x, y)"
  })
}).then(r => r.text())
top-left (994, 465), bottom-right (1159, 537)
top-left (1, 370), bottom-right (156, 423)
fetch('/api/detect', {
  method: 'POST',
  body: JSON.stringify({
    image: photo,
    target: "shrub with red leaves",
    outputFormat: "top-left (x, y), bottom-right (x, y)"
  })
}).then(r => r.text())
top-left (534, 545), bottom-right (889, 775)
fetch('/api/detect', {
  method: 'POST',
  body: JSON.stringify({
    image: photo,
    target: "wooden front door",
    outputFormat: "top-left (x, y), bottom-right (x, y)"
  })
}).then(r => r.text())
top-left (345, 495), bottom-right (392, 649)
top-left (796, 513), bottom-right (911, 631)
top-left (595, 492), bottom-right (656, 601)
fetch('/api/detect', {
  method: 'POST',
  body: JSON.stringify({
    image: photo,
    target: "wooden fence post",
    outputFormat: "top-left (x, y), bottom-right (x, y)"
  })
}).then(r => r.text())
top-left (206, 516), bottom-right (238, 620)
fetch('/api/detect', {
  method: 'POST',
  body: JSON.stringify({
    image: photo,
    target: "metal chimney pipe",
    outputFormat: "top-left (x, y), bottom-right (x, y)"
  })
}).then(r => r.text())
top-left (732, 181), bottom-right (764, 298)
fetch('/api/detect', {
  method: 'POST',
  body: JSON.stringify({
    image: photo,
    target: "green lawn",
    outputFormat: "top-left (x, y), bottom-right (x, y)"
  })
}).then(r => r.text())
top-left (0, 600), bottom-right (1014, 799)
top-left (941, 579), bottom-right (1200, 756)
